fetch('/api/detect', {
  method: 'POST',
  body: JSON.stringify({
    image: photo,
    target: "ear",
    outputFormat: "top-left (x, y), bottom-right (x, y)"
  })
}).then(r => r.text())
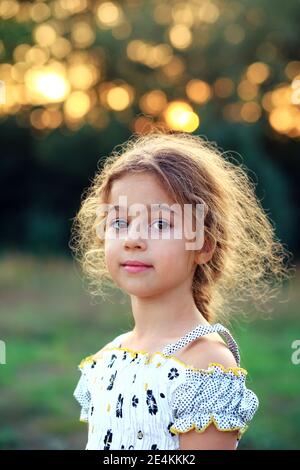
top-left (195, 235), bottom-right (216, 265)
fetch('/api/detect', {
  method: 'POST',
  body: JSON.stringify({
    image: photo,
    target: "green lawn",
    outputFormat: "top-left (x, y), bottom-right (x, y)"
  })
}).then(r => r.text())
top-left (0, 252), bottom-right (299, 449)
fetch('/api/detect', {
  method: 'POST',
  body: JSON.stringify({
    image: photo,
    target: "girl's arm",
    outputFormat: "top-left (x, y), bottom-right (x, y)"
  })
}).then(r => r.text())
top-left (179, 424), bottom-right (239, 450)
top-left (173, 338), bottom-right (246, 450)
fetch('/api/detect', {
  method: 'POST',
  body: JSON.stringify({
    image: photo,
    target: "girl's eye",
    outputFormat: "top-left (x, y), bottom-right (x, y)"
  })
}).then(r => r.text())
top-left (151, 219), bottom-right (171, 231)
top-left (109, 218), bottom-right (171, 231)
top-left (110, 218), bottom-right (127, 230)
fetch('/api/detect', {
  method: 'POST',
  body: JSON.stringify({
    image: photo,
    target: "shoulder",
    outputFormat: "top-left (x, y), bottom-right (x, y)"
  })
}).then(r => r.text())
top-left (78, 340), bottom-right (114, 369)
top-left (93, 340), bottom-right (114, 360)
top-left (181, 333), bottom-right (239, 371)
top-left (81, 331), bottom-right (130, 365)
top-left (169, 332), bottom-right (260, 449)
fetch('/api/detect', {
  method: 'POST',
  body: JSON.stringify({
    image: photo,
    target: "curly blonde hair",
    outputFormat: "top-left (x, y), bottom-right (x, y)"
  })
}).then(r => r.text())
top-left (70, 130), bottom-right (294, 325)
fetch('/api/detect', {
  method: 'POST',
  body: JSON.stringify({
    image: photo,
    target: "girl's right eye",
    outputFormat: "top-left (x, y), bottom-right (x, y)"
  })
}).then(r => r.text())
top-left (110, 218), bottom-right (127, 230)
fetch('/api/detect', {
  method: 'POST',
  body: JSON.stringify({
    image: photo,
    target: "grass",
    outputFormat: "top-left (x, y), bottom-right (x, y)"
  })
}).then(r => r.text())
top-left (0, 251), bottom-right (299, 449)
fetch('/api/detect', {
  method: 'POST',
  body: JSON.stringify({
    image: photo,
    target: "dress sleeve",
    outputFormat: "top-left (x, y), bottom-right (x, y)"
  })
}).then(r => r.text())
top-left (73, 360), bottom-right (92, 423)
top-left (169, 363), bottom-right (259, 442)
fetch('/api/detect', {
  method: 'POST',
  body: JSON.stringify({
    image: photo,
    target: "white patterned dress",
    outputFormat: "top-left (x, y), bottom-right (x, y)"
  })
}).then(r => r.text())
top-left (73, 322), bottom-right (259, 450)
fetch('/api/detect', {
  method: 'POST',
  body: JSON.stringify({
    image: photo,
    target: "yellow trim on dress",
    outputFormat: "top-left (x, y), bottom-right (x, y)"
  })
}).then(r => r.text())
top-left (169, 416), bottom-right (249, 441)
top-left (79, 354), bottom-right (95, 369)
top-left (79, 417), bottom-right (88, 423)
top-left (78, 348), bottom-right (247, 376)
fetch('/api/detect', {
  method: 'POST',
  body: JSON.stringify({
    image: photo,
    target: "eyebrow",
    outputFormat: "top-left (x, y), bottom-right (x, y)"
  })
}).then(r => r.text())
top-left (107, 203), bottom-right (178, 215)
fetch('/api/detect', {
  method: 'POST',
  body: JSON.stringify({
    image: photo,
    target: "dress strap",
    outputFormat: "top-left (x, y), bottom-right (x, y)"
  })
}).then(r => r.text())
top-left (162, 323), bottom-right (241, 366)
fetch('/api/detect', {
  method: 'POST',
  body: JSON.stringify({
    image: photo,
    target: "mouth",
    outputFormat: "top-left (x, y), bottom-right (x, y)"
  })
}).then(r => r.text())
top-left (120, 262), bottom-right (153, 273)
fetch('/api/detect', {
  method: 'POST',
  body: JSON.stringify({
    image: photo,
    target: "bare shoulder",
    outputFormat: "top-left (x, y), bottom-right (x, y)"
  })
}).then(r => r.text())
top-left (93, 331), bottom-right (131, 360)
top-left (93, 340), bottom-right (115, 360)
top-left (179, 333), bottom-right (238, 370)
top-left (177, 332), bottom-right (241, 450)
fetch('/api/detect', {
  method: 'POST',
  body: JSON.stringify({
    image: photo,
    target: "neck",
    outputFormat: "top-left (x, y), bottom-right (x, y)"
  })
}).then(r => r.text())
top-left (128, 282), bottom-right (210, 342)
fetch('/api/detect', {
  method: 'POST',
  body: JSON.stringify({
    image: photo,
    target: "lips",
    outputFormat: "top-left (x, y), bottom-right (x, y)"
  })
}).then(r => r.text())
top-left (121, 260), bottom-right (153, 267)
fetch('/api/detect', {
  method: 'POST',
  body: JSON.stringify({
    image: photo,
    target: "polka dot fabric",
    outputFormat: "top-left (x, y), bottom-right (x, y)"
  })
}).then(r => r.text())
top-left (163, 323), bottom-right (241, 366)
top-left (169, 365), bottom-right (259, 443)
top-left (73, 322), bottom-right (259, 450)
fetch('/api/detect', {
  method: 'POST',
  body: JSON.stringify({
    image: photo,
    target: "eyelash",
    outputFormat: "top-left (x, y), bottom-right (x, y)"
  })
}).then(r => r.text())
top-left (109, 218), bottom-right (172, 231)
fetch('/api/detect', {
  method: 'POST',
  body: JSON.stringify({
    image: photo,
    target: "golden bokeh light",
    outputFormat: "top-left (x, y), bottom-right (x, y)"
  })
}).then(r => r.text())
top-left (51, 0), bottom-right (87, 18)
top-left (261, 91), bottom-right (273, 112)
top-left (64, 91), bottom-right (91, 119)
top-left (260, 82), bottom-right (300, 137)
top-left (30, 107), bottom-right (63, 130)
top-left (246, 62), bottom-right (270, 84)
top-left (133, 116), bottom-right (156, 134)
top-left (111, 20), bottom-right (132, 40)
top-left (127, 40), bottom-right (147, 62)
top-left (161, 56), bottom-right (185, 78)
top-left (186, 79), bottom-right (212, 104)
top-left (223, 103), bottom-right (242, 122)
top-left (71, 21), bottom-right (95, 48)
top-left (30, 108), bottom-right (44, 129)
top-left (15, 2), bottom-right (32, 22)
top-left (96, 2), bottom-right (122, 28)
top-left (147, 44), bottom-right (173, 68)
top-left (139, 90), bottom-right (167, 116)
top-left (87, 107), bottom-right (110, 130)
top-left (0, 63), bottom-right (13, 81)
top-left (34, 23), bottom-right (57, 47)
top-left (241, 101), bottom-right (262, 122)
top-left (11, 63), bottom-right (27, 83)
top-left (271, 85), bottom-right (292, 107)
top-left (269, 106), bottom-right (297, 134)
top-left (0, 0), bottom-right (19, 19)
top-left (291, 77), bottom-right (300, 105)
top-left (164, 101), bottom-right (199, 132)
top-left (153, 3), bottom-right (172, 25)
top-left (237, 80), bottom-right (258, 101)
top-left (0, 0), bottom-right (298, 138)
top-left (13, 44), bottom-right (31, 62)
top-left (106, 86), bottom-right (132, 111)
top-left (68, 63), bottom-right (99, 90)
top-left (127, 40), bottom-right (172, 68)
top-left (25, 65), bottom-right (70, 103)
top-left (30, 2), bottom-right (51, 23)
top-left (132, 116), bottom-right (169, 134)
top-left (25, 46), bottom-right (49, 66)
top-left (51, 37), bottom-right (72, 59)
top-left (285, 61), bottom-right (300, 80)
top-left (168, 24), bottom-right (192, 49)
top-left (171, 3), bottom-right (194, 27)
top-left (224, 24), bottom-right (245, 44)
top-left (214, 77), bottom-right (234, 97)
top-left (198, 2), bottom-right (220, 23)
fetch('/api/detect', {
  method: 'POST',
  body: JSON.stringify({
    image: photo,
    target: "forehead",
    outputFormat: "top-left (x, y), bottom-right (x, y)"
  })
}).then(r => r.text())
top-left (108, 172), bottom-right (176, 207)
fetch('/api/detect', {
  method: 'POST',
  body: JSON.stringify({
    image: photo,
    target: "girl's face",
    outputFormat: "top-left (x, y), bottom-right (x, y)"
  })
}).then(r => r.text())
top-left (103, 172), bottom-right (201, 298)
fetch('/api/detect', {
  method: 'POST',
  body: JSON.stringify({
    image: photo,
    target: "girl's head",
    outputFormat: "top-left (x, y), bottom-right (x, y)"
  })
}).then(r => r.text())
top-left (70, 130), bottom-right (293, 323)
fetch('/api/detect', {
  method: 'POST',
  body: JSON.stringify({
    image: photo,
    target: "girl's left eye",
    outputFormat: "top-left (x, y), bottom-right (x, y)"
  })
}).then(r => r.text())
top-left (151, 219), bottom-right (171, 230)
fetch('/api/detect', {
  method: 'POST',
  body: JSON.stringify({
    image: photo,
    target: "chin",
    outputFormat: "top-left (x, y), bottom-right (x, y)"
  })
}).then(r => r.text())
top-left (122, 281), bottom-right (166, 298)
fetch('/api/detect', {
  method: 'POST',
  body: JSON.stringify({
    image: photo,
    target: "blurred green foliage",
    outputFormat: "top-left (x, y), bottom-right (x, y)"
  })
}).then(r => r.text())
top-left (0, 254), bottom-right (299, 449)
top-left (0, 0), bottom-right (299, 257)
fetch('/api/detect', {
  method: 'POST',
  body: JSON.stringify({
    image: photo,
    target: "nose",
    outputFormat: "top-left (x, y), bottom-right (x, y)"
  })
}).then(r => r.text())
top-left (123, 219), bottom-right (147, 250)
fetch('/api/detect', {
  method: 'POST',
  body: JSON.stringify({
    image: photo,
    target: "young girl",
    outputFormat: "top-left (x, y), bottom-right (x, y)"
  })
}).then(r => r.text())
top-left (71, 130), bottom-right (291, 450)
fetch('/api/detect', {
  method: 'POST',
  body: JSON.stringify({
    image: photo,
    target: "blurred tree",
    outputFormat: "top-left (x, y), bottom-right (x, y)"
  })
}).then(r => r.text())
top-left (0, 0), bottom-right (298, 255)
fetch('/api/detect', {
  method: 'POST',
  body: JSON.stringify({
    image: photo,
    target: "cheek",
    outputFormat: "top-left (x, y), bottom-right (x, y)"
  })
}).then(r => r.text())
top-left (154, 240), bottom-right (190, 272)
top-left (104, 239), bottom-right (119, 273)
